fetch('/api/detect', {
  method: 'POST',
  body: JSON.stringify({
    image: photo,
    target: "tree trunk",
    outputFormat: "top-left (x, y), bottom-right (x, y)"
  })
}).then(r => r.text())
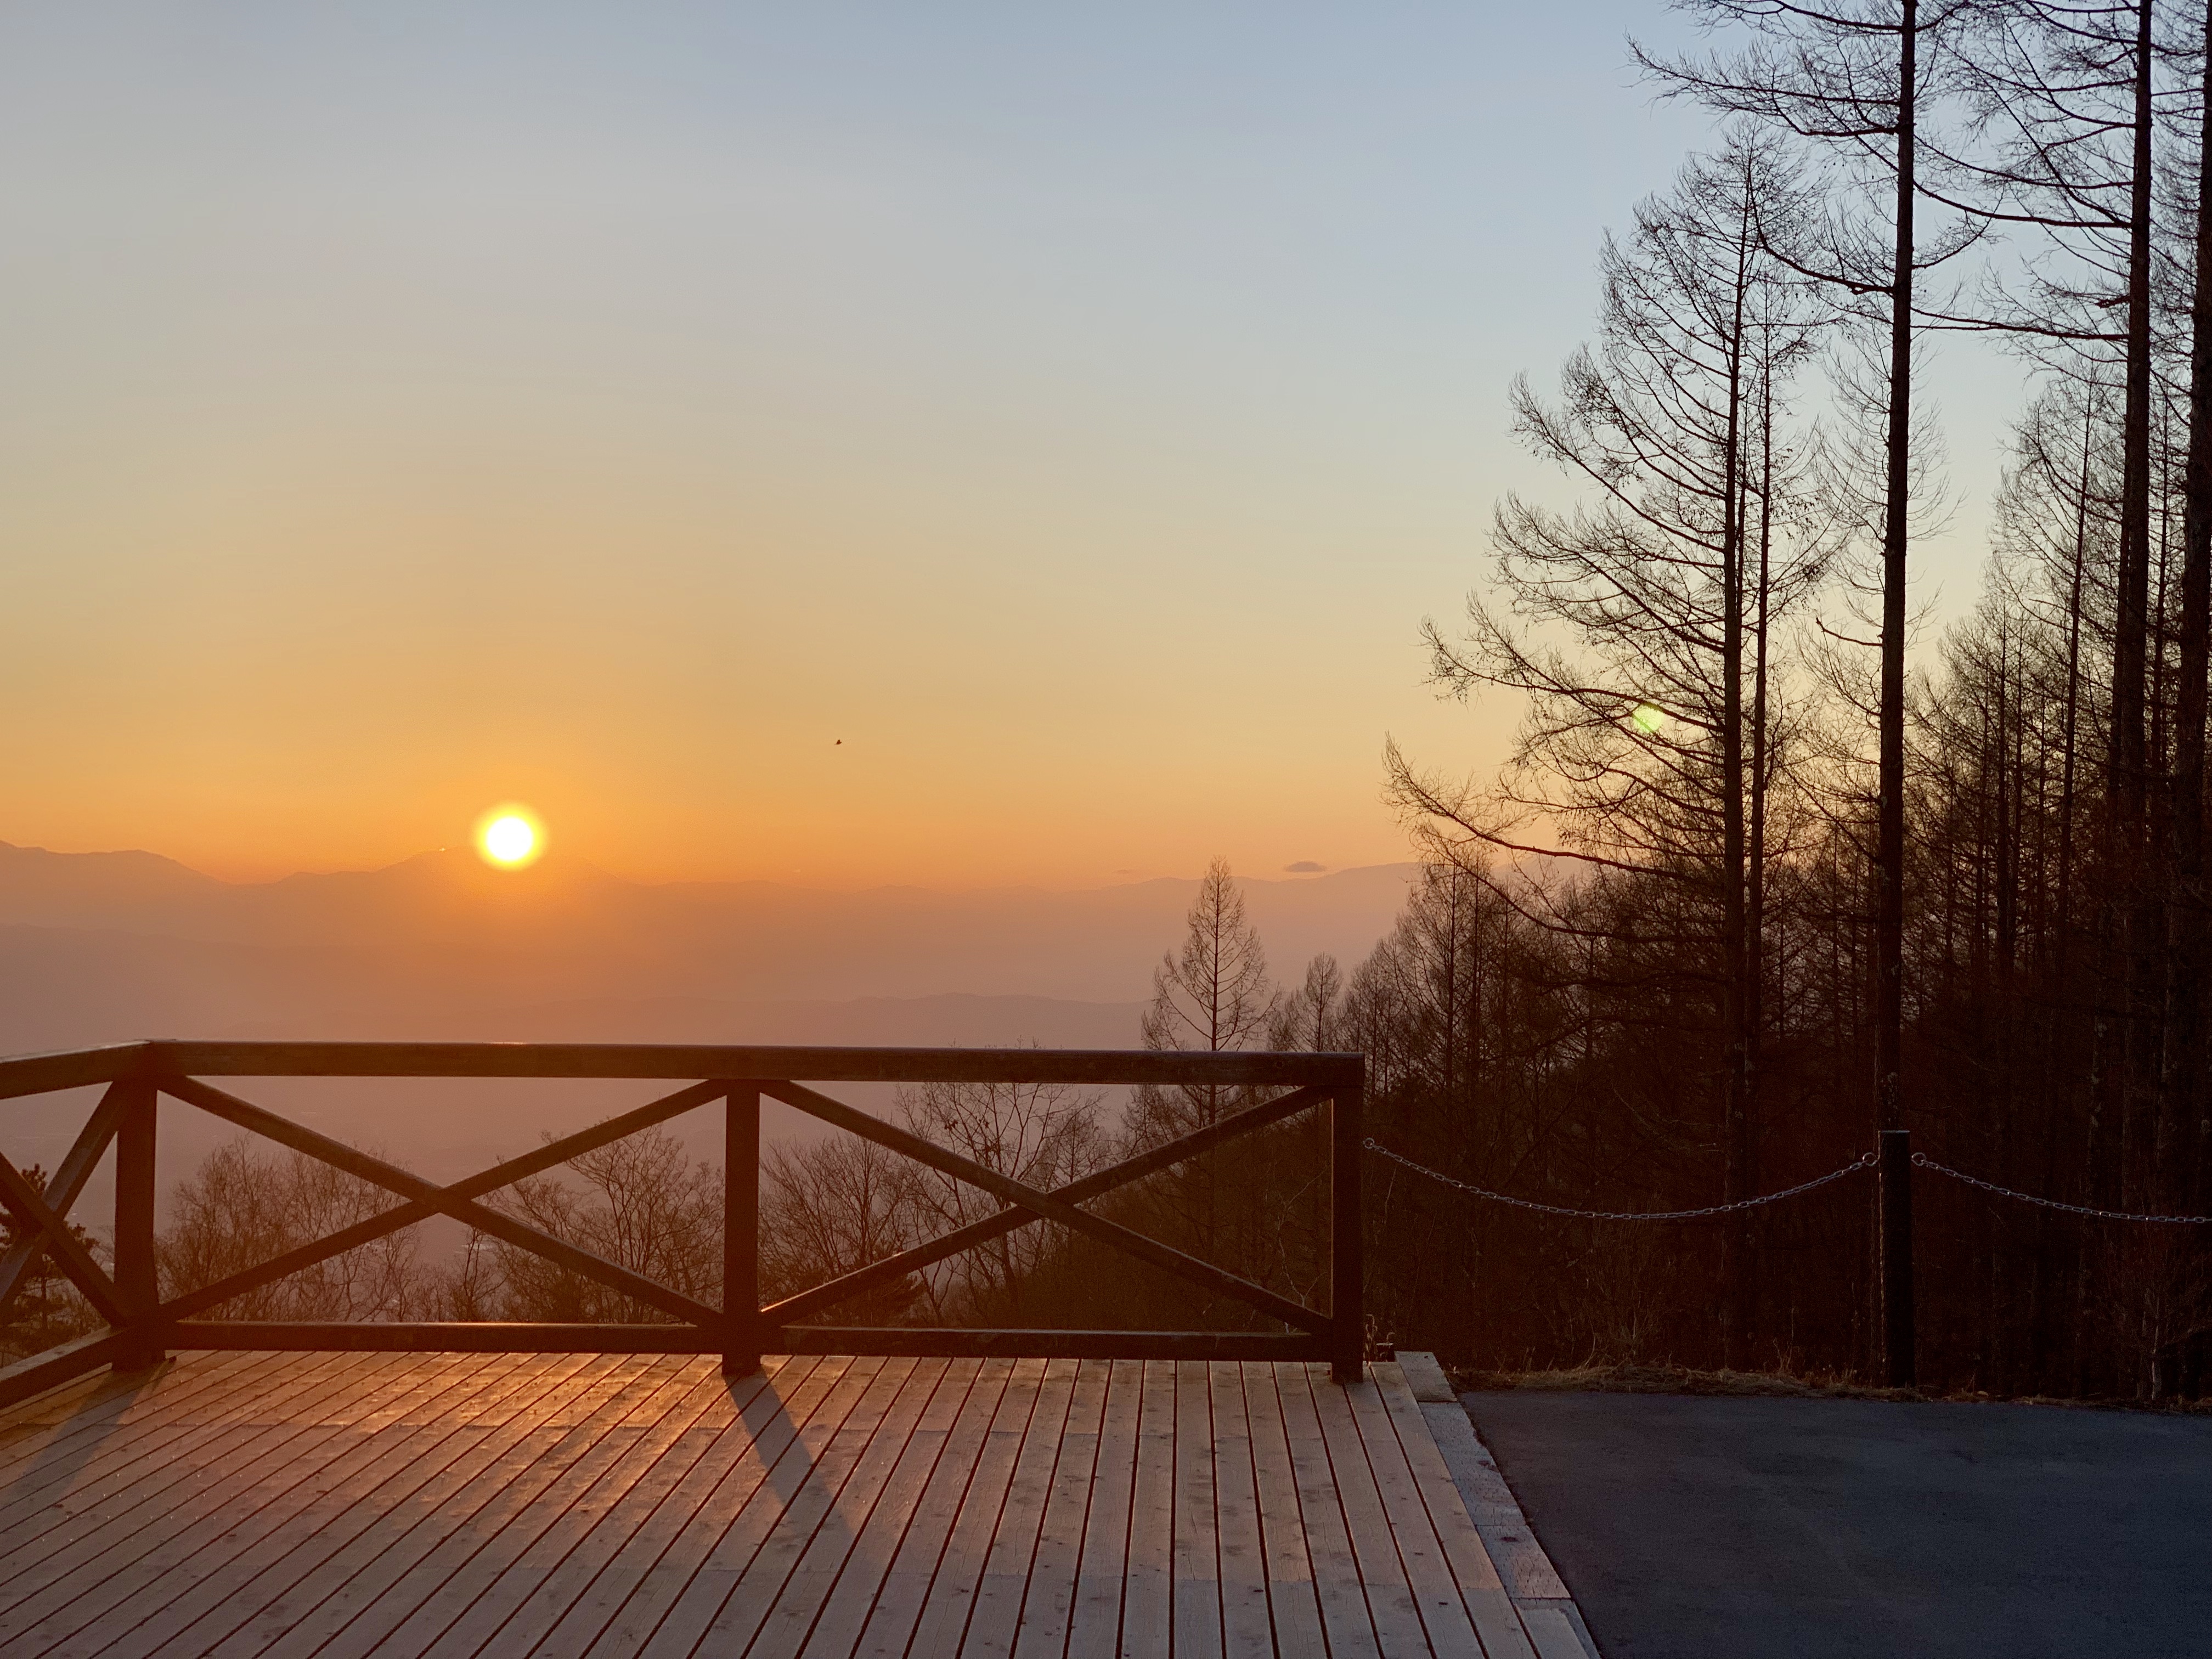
top-left (1875, 0), bottom-right (1917, 1144)
top-left (2113, 0), bottom-right (2157, 1211)
top-left (1720, 219), bottom-right (1751, 1368)
top-left (2164, 0), bottom-right (2212, 1221)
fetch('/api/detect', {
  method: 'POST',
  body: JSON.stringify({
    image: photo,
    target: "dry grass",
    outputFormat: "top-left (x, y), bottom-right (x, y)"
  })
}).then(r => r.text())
top-left (1442, 1360), bottom-right (2212, 1413)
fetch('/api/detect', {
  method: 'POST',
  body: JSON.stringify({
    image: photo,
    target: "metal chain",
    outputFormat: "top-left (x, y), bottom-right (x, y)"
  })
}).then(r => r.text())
top-left (1910, 1153), bottom-right (2212, 1224)
top-left (1361, 1136), bottom-right (2212, 1225)
top-left (1361, 1138), bottom-right (1876, 1221)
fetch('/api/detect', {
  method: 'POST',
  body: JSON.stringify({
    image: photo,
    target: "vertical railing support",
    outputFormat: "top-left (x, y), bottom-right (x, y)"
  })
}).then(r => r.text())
top-left (1880, 1127), bottom-right (1915, 1389)
top-left (724, 1084), bottom-right (761, 1378)
top-left (1330, 1074), bottom-right (1365, 1384)
top-left (112, 1079), bottom-right (164, 1372)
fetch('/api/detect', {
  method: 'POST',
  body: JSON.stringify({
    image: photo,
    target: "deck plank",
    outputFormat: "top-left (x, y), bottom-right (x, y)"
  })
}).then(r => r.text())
top-left (0, 1345), bottom-right (286, 1460)
top-left (1210, 1360), bottom-right (1274, 1659)
top-left (0, 1351), bottom-right (440, 1642)
top-left (246, 1353), bottom-right (689, 1659)
top-left (1240, 1361), bottom-right (1329, 1659)
top-left (0, 1347), bottom-right (272, 1485)
top-left (744, 1356), bottom-right (953, 1659)
top-left (903, 1355), bottom-right (1046, 1656)
top-left (0, 1350), bottom-right (337, 1594)
top-left (793, 1357), bottom-right (981, 1659)
top-left (133, 1353), bottom-right (601, 1659)
top-left (848, 1356), bottom-right (1013, 1659)
top-left (963, 1355), bottom-right (1080, 1658)
top-left (0, 1350), bottom-right (381, 1567)
top-left (41, 1352), bottom-right (539, 1659)
top-left (1009, 1357), bottom-right (1110, 1659)
top-left (425, 1358), bottom-right (783, 1650)
top-left (1118, 1358), bottom-right (1177, 1659)
top-left (404, 1364), bottom-right (747, 1657)
top-left (1278, 1363), bottom-right (1390, 1659)
top-left (668, 1355), bottom-right (922, 1657)
top-left (205, 1354), bottom-right (648, 1659)
top-left (1371, 1364), bottom-right (1540, 1659)
top-left (587, 1355), bottom-right (863, 1659)
top-left (631, 1355), bottom-right (889, 1658)
top-left (1172, 1359), bottom-right (1223, 1659)
top-left (1341, 1371), bottom-right (1489, 1659)
top-left (518, 1357), bottom-right (811, 1659)
top-left (1310, 1367), bottom-right (1453, 1657)
top-left (1062, 1357), bottom-right (1139, 1659)
top-left (0, 1346), bottom-right (1522, 1659)
top-left (308, 1357), bottom-right (718, 1659)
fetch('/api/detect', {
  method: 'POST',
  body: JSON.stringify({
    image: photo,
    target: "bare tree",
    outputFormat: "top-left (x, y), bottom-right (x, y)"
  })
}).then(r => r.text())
top-left (1389, 132), bottom-right (1841, 1359)
top-left (759, 1134), bottom-right (926, 1324)
top-left (1639, 8), bottom-right (1979, 1389)
top-left (1135, 855), bottom-right (1278, 1139)
top-left (158, 1139), bottom-right (422, 1322)
top-left (895, 1076), bottom-right (1110, 1321)
top-left (490, 1126), bottom-right (721, 1322)
top-left (1274, 953), bottom-right (1346, 1053)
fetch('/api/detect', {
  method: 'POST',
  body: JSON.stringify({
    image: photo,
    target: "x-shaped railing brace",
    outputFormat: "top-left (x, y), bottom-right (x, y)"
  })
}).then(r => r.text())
top-left (0, 1084), bottom-right (132, 1327)
top-left (1, 1072), bottom-right (1335, 1345)
top-left (157, 1076), bottom-right (729, 1327)
top-left (756, 1080), bottom-right (1331, 1335)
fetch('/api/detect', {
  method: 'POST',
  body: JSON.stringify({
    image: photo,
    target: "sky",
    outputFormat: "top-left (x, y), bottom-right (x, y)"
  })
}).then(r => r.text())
top-left (0, 2), bottom-right (2024, 889)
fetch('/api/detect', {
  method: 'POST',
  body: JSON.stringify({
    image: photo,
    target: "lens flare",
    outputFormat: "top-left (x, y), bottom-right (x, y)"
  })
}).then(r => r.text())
top-left (1630, 703), bottom-right (1666, 734)
top-left (475, 805), bottom-right (545, 868)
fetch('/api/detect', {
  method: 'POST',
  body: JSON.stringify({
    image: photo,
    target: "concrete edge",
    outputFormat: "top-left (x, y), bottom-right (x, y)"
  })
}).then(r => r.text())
top-left (1397, 1352), bottom-right (1602, 1659)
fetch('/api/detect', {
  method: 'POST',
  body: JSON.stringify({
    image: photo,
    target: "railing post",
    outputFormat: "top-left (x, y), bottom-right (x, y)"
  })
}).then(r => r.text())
top-left (1330, 1073), bottom-right (1365, 1385)
top-left (112, 1080), bottom-right (164, 1372)
top-left (1879, 1128), bottom-right (1915, 1389)
top-left (724, 1084), bottom-right (761, 1378)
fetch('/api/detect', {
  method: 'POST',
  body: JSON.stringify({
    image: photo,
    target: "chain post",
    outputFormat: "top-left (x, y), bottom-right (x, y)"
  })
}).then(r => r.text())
top-left (1880, 1128), bottom-right (1915, 1389)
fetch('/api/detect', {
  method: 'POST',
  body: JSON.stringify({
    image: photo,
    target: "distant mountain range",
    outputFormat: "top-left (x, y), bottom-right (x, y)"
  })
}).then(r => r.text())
top-left (0, 840), bottom-right (1417, 1053)
top-left (0, 841), bottom-right (1417, 1212)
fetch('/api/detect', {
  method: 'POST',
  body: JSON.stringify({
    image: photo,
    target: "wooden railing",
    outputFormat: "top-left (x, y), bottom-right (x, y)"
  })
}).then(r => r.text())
top-left (0, 1041), bottom-right (1364, 1409)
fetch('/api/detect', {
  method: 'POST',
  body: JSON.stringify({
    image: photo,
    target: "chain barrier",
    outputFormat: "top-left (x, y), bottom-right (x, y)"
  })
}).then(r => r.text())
top-left (1910, 1153), bottom-right (2212, 1224)
top-left (1361, 1138), bottom-right (1875, 1221)
top-left (1360, 1136), bottom-right (2212, 1225)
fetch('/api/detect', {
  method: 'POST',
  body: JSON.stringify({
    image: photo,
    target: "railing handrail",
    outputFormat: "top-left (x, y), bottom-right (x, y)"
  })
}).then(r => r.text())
top-left (0, 1039), bottom-right (1364, 1099)
top-left (0, 1040), bottom-right (1367, 1406)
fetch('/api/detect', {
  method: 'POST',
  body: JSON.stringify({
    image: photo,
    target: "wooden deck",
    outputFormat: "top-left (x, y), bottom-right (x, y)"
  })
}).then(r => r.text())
top-left (0, 1351), bottom-right (1564, 1659)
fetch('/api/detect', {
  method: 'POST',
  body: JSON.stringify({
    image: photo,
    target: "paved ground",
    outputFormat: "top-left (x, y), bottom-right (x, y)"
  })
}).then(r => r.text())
top-left (1461, 1390), bottom-right (2212, 1659)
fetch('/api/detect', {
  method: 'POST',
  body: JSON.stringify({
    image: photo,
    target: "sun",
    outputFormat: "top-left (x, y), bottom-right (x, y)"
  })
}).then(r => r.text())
top-left (474, 805), bottom-right (545, 869)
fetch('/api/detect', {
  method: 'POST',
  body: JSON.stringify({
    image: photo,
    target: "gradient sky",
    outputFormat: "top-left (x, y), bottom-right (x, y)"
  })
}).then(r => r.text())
top-left (0, 3), bottom-right (2016, 887)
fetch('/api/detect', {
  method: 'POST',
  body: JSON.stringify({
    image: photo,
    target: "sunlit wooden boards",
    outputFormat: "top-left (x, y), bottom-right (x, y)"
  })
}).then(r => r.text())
top-left (0, 1352), bottom-right (1548, 1657)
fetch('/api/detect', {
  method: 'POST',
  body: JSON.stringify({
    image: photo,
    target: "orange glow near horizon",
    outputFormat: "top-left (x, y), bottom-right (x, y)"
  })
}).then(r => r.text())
top-left (475, 806), bottom-right (544, 869)
top-left (0, 7), bottom-right (1747, 896)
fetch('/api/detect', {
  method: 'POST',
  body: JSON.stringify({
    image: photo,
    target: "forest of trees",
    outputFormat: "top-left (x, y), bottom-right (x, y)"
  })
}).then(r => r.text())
top-left (1357, 0), bottom-right (2212, 1399)
top-left (13, 0), bottom-right (2212, 1402)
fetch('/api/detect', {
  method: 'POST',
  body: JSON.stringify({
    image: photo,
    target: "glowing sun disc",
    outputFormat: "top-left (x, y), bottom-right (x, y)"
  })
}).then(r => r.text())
top-left (475, 806), bottom-right (544, 868)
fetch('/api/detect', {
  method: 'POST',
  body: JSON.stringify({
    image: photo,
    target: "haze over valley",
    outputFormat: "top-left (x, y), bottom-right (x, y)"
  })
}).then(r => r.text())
top-left (0, 838), bottom-right (1410, 1209)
